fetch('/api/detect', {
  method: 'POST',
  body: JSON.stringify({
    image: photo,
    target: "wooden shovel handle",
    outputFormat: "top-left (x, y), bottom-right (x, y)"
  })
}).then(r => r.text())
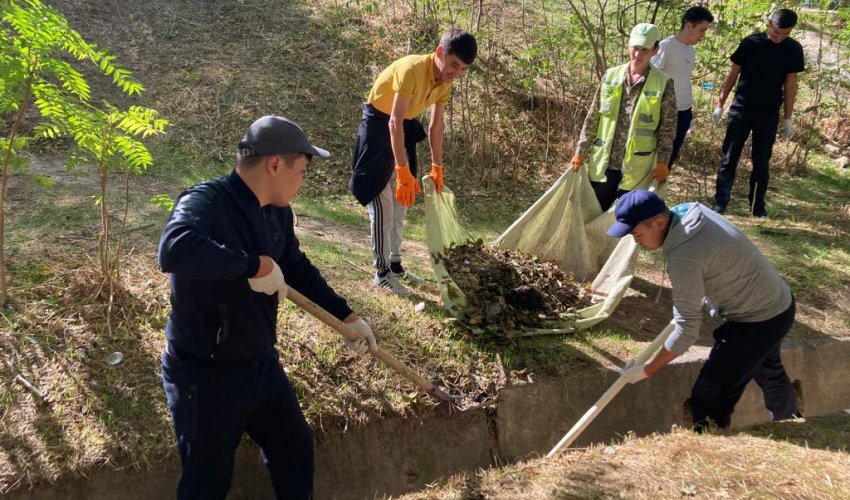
top-left (545, 319), bottom-right (676, 457)
top-left (285, 288), bottom-right (455, 403)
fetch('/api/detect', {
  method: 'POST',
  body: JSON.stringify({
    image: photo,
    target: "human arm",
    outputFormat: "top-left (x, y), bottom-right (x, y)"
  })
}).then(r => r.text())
top-left (655, 78), bottom-right (678, 170)
top-left (389, 93), bottom-right (412, 167)
top-left (783, 72), bottom-right (798, 120)
top-left (620, 346), bottom-right (678, 383)
top-left (428, 103), bottom-right (446, 192)
top-left (643, 347), bottom-right (678, 377)
top-left (575, 82), bottom-right (603, 160)
top-left (389, 92), bottom-right (421, 205)
top-left (663, 254), bottom-right (707, 356)
top-left (716, 63), bottom-right (741, 109)
top-left (277, 207), bottom-right (353, 321)
top-left (428, 103), bottom-right (445, 166)
top-left (158, 188), bottom-right (260, 280)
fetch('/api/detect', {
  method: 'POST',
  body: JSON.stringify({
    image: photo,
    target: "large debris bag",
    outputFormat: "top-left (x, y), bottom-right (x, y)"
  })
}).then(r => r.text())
top-left (494, 168), bottom-right (611, 281)
top-left (424, 170), bottom-right (665, 336)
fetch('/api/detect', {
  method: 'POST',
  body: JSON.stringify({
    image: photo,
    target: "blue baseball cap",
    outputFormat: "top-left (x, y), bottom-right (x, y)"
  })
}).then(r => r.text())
top-left (607, 190), bottom-right (668, 237)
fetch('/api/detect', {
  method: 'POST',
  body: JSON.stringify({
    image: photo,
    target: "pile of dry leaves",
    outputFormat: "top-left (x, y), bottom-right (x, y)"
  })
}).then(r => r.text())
top-left (434, 240), bottom-right (592, 338)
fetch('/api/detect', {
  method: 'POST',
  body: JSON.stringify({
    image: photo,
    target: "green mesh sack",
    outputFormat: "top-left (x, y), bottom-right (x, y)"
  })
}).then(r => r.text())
top-left (424, 170), bottom-right (665, 336)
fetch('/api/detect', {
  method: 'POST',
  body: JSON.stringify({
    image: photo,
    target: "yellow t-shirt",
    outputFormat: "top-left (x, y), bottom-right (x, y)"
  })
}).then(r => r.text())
top-left (367, 53), bottom-right (453, 119)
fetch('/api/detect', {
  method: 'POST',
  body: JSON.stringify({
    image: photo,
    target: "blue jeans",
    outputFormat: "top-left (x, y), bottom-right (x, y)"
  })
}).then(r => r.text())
top-left (689, 298), bottom-right (797, 430)
top-left (668, 108), bottom-right (693, 170)
top-left (162, 346), bottom-right (313, 499)
top-left (714, 104), bottom-right (779, 213)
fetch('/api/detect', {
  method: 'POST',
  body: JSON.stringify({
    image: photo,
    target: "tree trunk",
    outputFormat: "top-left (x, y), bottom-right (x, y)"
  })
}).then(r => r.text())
top-left (0, 72), bottom-right (35, 304)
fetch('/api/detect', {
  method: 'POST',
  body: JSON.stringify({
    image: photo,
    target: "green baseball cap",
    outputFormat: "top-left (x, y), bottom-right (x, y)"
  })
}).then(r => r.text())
top-left (629, 23), bottom-right (661, 49)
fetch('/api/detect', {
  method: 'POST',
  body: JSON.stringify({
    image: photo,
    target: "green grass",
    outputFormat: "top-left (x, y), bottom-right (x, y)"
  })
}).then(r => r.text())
top-left (295, 195), bottom-right (369, 229)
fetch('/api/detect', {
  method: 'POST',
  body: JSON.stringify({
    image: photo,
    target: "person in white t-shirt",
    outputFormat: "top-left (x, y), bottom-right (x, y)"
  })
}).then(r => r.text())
top-left (651, 6), bottom-right (714, 169)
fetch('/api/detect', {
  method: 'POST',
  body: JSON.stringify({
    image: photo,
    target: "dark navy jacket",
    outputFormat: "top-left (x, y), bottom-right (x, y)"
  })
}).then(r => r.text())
top-left (158, 170), bottom-right (352, 361)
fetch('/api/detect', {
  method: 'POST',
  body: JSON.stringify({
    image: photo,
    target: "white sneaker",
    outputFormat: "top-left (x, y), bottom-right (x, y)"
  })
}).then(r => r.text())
top-left (392, 269), bottom-right (425, 286)
top-left (373, 272), bottom-right (411, 296)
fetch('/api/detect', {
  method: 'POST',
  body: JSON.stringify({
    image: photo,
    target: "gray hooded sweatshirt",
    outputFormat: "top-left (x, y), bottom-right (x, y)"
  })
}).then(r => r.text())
top-left (662, 203), bottom-right (792, 355)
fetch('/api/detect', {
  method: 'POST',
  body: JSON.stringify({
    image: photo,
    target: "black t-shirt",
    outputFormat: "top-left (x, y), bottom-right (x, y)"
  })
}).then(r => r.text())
top-left (730, 32), bottom-right (805, 112)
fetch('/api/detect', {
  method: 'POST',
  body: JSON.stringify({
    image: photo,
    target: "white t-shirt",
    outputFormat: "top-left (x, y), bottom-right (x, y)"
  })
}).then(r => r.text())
top-left (651, 35), bottom-right (695, 111)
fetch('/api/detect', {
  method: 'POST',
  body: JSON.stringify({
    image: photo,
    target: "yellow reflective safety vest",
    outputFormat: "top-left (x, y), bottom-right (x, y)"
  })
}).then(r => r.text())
top-left (588, 64), bottom-right (669, 190)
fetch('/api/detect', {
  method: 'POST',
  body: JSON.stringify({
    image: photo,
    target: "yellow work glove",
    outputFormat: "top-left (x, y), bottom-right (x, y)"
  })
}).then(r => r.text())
top-left (395, 164), bottom-right (421, 207)
top-left (570, 154), bottom-right (584, 172)
top-left (652, 161), bottom-right (670, 182)
top-left (429, 163), bottom-right (444, 194)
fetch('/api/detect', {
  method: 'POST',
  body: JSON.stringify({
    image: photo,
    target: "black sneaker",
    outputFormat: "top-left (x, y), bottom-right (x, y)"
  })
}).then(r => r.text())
top-left (712, 204), bottom-right (726, 214)
top-left (752, 208), bottom-right (768, 218)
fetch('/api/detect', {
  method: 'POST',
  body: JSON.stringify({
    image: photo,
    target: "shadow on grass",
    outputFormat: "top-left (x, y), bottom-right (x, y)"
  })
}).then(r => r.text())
top-left (0, 266), bottom-right (173, 494)
top-left (740, 410), bottom-right (850, 453)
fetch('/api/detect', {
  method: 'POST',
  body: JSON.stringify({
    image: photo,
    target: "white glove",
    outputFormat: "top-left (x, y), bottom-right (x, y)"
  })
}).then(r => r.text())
top-left (618, 360), bottom-right (649, 384)
top-left (344, 318), bottom-right (377, 355)
top-left (782, 119), bottom-right (794, 140)
top-left (248, 259), bottom-right (287, 297)
top-left (711, 107), bottom-right (723, 127)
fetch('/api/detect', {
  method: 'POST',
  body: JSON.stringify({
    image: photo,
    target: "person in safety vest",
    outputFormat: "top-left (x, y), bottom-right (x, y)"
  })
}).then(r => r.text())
top-left (570, 23), bottom-right (677, 211)
top-left (608, 190), bottom-right (800, 432)
top-left (158, 116), bottom-right (377, 499)
top-left (349, 29), bottom-right (477, 297)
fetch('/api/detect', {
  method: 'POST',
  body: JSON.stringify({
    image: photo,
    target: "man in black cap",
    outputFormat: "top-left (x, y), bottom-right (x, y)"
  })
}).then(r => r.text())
top-left (158, 115), bottom-right (377, 499)
top-left (607, 190), bottom-right (799, 431)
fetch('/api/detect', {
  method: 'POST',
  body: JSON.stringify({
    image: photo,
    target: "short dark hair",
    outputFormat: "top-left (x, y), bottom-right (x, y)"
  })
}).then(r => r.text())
top-left (770, 8), bottom-right (798, 29)
top-left (236, 152), bottom-right (309, 169)
top-left (681, 6), bottom-right (714, 29)
top-left (439, 29), bottom-right (477, 65)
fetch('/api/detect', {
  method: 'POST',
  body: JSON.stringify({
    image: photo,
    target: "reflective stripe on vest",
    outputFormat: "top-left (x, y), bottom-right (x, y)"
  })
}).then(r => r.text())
top-left (588, 64), bottom-right (669, 191)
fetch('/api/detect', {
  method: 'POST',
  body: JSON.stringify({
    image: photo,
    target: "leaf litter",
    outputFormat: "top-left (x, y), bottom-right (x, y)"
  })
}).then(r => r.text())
top-left (434, 240), bottom-right (592, 339)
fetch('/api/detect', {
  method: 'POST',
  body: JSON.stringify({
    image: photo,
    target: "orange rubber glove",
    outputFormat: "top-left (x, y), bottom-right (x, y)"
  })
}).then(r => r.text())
top-left (429, 163), bottom-right (444, 194)
top-left (570, 154), bottom-right (584, 172)
top-left (652, 161), bottom-right (670, 182)
top-left (395, 164), bottom-right (421, 207)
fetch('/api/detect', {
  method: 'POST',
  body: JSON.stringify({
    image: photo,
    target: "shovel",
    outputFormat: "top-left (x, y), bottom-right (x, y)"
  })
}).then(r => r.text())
top-left (546, 319), bottom-right (676, 457)
top-left (285, 288), bottom-right (456, 405)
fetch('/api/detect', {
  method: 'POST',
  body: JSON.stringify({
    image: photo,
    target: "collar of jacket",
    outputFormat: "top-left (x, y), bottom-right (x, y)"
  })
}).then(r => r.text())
top-left (227, 169), bottom-right (263, 208)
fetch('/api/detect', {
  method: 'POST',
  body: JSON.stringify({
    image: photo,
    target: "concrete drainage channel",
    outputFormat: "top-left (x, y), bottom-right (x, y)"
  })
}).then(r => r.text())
top-left (8, 337), bottom-right (850, 500)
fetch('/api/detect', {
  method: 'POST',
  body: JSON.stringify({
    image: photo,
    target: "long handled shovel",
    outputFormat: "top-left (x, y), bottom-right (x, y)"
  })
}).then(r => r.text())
top-left (546, 319), bottom-right (676, 458)
top-left (285, 288), bottom-right (456, 405)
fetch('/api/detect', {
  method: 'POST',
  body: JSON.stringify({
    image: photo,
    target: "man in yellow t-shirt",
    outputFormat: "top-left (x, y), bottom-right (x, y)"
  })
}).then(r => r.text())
top-left (349, 29), bottom-right (477, 296)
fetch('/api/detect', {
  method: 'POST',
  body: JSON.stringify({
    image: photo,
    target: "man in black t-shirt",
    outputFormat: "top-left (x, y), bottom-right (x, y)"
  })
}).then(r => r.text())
top-left (711, 9), bottom-right (805, 217)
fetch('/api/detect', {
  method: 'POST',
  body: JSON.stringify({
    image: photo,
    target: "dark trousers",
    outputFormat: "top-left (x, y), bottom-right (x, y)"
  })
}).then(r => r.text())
top-left (162, 346), bottom-right (313, 500)
top-left (589, 168), bottom-right (628, 212)
top-left (714, 105), bottom-right (779, 213)
top-left (668, 108), bottom-right (693, 170)
top-left (349, 103), bottom-right (426, 206)
top-left (689, 298), bottom-right (797, 430)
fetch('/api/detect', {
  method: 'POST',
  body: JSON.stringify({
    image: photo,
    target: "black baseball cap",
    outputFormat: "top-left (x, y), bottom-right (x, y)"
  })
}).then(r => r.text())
top-left (606, 190), bottom-right (668, 237)
top-left (237, 115), bottom-right (330, 158)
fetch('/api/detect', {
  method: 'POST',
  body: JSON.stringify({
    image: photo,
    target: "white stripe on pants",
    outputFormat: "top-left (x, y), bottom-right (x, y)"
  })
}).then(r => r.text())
top-left (368, 168), bottom-right (407, 272)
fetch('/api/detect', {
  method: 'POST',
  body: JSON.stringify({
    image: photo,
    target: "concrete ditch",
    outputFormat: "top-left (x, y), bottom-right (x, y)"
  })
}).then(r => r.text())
top-left (7, 337), bottom-right (850, 499)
